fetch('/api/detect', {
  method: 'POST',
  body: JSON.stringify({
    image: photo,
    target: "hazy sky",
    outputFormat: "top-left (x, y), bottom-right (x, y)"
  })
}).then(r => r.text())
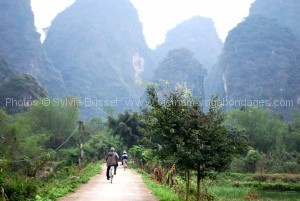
top-left (31, 0), bottom-right (255, 49)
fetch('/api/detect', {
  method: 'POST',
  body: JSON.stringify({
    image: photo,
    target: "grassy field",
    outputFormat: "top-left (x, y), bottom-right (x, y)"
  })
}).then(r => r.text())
top-left (135, 168), bottom-right (300, 201)
top-left (208, 173), bottom-right (300, 201)
top-left (210, 186), bottom-right (300, 201)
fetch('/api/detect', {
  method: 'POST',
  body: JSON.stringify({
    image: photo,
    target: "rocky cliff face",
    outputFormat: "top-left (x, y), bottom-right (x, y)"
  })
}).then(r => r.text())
top-left (154, 16), bottom-right (222, 102)
top-left (0, 0), bottom-right (65, 96)
top-left (152, 48), bottom-right (207, 99)
top-left (214, 15), bottom-right (300, 113)
top-left (155, 16), bottom-right (222, 72)
top-left (249, 0), bottom-right (300, 111)
top-left (43, 0), bottom-right (154, 116)
top-left (206, 0), bottom-right (300, 114)
top-left (250, 0), bottom-right (300, 40)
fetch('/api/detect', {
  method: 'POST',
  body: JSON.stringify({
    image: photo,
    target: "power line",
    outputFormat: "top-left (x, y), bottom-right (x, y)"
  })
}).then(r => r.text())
top-left (54, 125), bottom-right (79, 151)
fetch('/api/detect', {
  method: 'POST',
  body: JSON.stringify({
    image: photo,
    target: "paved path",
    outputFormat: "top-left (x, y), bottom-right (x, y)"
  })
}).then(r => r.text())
top-left (59, 164), bottom-right (157, 201)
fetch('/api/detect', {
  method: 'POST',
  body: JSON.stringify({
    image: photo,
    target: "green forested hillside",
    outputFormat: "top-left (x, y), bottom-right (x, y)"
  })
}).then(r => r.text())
top-left (0, 74), bottom-right (48, 114)
top-left (43, 0), bottom-right (155, 117)
top-left (0, 59), bottom-right (14, 81)
top-left (0, 58), bottom-right (48, 114)
top-left (155, 16), bottom-right (222, 72)
top-left (250, 0), bottom-right (300, 40)
top-left (0, 0), bottom-right (66, 96)
top-left (153, 48), bottom-right (207, 98)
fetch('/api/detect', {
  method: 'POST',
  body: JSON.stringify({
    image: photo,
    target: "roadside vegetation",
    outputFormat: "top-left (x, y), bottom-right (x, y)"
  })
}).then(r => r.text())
top-left (1, 84), bottom-right (300, 200)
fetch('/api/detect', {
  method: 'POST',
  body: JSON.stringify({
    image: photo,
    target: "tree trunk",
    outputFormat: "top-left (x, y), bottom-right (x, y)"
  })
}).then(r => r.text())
top-left (185, 168), bottom-right (190, 201)
top-left (197, 164), bottom-right (201, 201)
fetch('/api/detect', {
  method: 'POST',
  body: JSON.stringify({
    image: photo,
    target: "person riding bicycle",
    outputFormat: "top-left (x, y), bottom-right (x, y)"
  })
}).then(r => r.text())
top-left (121, 150), bottom-right (128, 166)
top-left (106, 147), bottom-right (119, 180)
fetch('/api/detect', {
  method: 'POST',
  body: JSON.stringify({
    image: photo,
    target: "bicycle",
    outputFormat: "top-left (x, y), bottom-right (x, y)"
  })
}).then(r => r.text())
top-left (109, 166), bottom-right (114, 184)
top-left (122, 159), bottom-right (127, 171)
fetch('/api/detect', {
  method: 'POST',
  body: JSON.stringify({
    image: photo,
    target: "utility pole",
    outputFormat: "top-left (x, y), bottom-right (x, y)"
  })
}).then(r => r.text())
top-left (78, 120), bottom-right (84, 170)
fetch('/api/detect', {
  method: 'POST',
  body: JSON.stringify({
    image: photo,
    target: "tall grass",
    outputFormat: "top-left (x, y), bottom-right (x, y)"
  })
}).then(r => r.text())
top-left (210, 186), bottom-right (300, 201)
top-left (136, 168), bottom-right (181, 201)
top-left (210, 186), bottom-right (251, 200)
top-left (259, 191), bottom-right (300, 201)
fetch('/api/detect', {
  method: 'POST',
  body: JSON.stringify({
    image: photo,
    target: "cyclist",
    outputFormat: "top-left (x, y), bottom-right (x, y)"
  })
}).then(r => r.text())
top-left (106, 147), bottom-right (119, 180)
top-left (121, 150), bottom-right (128, 166)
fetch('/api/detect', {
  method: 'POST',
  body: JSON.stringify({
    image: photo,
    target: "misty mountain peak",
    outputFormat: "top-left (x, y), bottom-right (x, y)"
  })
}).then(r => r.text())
top-left (155, 16), bottom-right (222, 71)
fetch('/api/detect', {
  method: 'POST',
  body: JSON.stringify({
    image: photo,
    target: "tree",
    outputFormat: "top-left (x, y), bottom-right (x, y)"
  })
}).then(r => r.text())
top-left (226, 107), bottom-right (288, 152)
top-left (0, 74), bottom-right (48, 114)
top-left (0, 108), bottom-right (49, 175)
top-left (82, 117), bottom-right (122, 161)
top-left (286, 110), bottom-right (300, 152)
top-left (0, 109), bottom-right (18, 161)
top-left (108, 110), bottom-right (144, 149)
top-left (23, 96), bottom-right (80, 150)
top-left (143, 85), bottom-right (247, 201)
top-left (244, 149), bottom-right (261, 173)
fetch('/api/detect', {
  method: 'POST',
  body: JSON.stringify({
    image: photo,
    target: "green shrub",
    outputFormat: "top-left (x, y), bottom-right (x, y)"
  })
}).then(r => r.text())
top-left (0, 173), bottom-right (38, 201)
top-left (55, 148), bottom-right (78, 170)
top-left (252, 174), bottom-right (268, 182)
top-left (282, 162), bottom-right (300, 174)
top-left (229, 157), bottom-right (245, 173)
top-left (252, 174), bottom-right (300, 183)
top-left (238, 181), bottom-right (300, 191)
top-left (36, 162), bottom-right (101, 200)
top-left (244, 150), bottom-right (261, 173)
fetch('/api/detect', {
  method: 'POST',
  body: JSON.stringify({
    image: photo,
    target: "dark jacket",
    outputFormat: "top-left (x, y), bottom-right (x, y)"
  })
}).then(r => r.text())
top-left (122, 153), bottom-right (128, 160)
top-left (106, 151), bottom-right (119, 166)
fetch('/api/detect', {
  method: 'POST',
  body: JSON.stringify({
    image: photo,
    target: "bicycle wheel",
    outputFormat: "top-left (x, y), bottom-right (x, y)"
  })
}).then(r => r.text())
top-left (123, 160), bottom-right (127, 171)
top-left (110, 167), bottom-right (113, 184)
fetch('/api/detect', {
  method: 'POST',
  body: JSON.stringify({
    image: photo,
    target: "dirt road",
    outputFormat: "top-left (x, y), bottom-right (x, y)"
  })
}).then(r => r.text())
top-left (59, 164), bottom-right (157, 201)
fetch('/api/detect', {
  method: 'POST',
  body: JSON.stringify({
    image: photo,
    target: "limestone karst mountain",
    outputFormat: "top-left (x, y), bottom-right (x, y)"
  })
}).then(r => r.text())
top-left (43, 0), bottom-right (155, 117)
top-left (155, 16), bottom-right (222, 72)
top-left (0, 0), bottom-right (66, 96)
top-left (210, 15), bottom-right (300, 114)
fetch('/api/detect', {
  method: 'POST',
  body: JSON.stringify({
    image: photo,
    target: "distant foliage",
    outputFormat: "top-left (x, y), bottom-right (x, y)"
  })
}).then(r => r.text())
top-left (0, 74), bottom-right (48, 114)
top-left (227, 107), bottom-right (300, 174)
top-left (108, 110), bottom-right (144, 148)
top-left (226, 107), bottom-right (287, 152)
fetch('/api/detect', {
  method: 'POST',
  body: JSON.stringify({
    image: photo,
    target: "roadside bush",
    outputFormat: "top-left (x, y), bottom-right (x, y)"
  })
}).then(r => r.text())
top-left (55, 148), bottom-right (78, 170)
top-left (0, 172), bottom-right (38, 201)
